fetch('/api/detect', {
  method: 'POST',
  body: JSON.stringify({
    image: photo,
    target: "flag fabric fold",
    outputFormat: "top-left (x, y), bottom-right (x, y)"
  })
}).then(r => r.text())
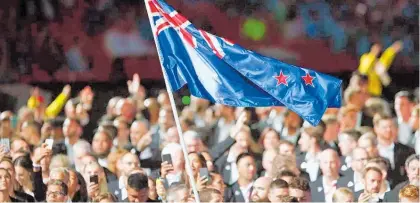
top-left (145, 0), bottom-right (342, 125)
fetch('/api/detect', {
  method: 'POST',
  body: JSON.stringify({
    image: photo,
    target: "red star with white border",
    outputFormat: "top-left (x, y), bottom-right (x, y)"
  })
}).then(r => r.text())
top-left (302, 72), bottom-right (315, 87)
top-left (273, 71), bottom-right (289, 86)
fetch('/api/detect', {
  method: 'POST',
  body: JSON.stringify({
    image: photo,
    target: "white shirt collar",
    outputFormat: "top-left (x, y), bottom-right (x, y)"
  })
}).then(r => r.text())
top-left (239, 182), bottom-right (254, 203)
top-left (378, 142), bottom-right (395, 151)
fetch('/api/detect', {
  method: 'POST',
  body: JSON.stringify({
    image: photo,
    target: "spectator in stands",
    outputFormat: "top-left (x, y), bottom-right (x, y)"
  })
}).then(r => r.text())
top-left (310, 149), bottom-right (341, 202)
top-left (337, 147), bottom-right (369, 193)
top-left (278, 110), bottom-right (302, 146)
top-left (125, 173), bottom-right (149, 202)
top-left (394, 91), bottom-right (416, 145)
top-left (225, 153), bottom-right (257, 202)
top-left (338, 129), bottom-right (362, 174)
top-left (288, 177), bottom-right (311, 202)
top-left (46, 180), bottom-right (69, 202)
top-left (250, 176), bottom-right (271, 202)
top-left (268, 179), bottom-right (289, 202)
top-left (0, 168), bottom-right (17, 202)
top-left (276, 170), bottom-right (297, 184)
top-left (409, 105), bottom-right (420, 153)
top-left (92, 129), bottom-right (114, 168)
top-left (14, 154), bottom-right (35, 198)
top-left (199, 188), bottom-right (223, 203)
top-left (398, 185), bottom-right (419, 203)
top-left (61, 118), bottom-right (84, 165)
top-left (165, 183), bottom-right (189, 203)
top-left (261, 149), bottom-right (278, 178)
top-left (356, 166), bottom-right (384, 202)
top-left (358, 132), bottom-right (380, 158)
top-left (332, 187), bottom-right (354, 203)
top-left (278, 140), bottom-right (295, 156)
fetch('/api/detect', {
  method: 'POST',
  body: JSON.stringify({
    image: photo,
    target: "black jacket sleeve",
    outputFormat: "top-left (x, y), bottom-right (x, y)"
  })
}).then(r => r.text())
top-left (32, 169), bottom-right (47, 201)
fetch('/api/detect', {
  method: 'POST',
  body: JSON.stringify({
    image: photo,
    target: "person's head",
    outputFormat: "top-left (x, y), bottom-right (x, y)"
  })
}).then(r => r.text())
top-left (107, 96), bottom-right (122, 117)
top-left (13, 154), bottom-right (32, 187)
top-left (94, 193), bottom-right (118, 203)
top-left (363, 166), bottom-right (383, 194)
top-left (319, 149), bottom-right (340, 179)
top-left (184, 131), bottom-right (204, 153)
top-left (399, 185), bottom-right (419, 203)
top-left (268, 179), bottom-right (289, 202)
top-left (49, 154), bottom-right (70, 169)
top-left (126, 173), bottom-right (149, 202)
top-left (0, 168), bottom-right (11, 193)
top-left (250, 177), bottom-right (272, 202)
top-left (92, 129), bottom-right (113, 158)
top-left (338, 105), bottom-right (359, 131)
top-left (113, 117), bottom-right (130, 141)
top-left (272, 155), bottom-right (299, 178)
top-left (373, 114), bottom-right (397, 143)
top-left (50, 167), bottom-right (70, 184)
top-left (80, 154), bottom-right (97, 173)
top-left (351, 147), bottom-right (369, 174)
top-left (338, 129), bottom-right (361, 156)
top-left (187, 152), bottom-right (206, 176)
top-left (20, 121), bottom-right (41, 146)
top-left (332, 187), bottom-right (354, 203)
top-left (394, 91), bottom-right (416, 119)
top-left (214, 104), bottom-right (235, 119)
top-left (299, 122), bottom-right (325, 152)
top-left (278, 140), bottom-right (295, 156)
top-left (164, 126), bottom-right (180, 144)
top-left (322, 114), bottom-right (340, 141)
top-left (158, 107), bottom-right (175, 131)
top-left (344, 87), bottom-right (365, 109)
top-left (63, 118), bottom-right (82, 139)
top-left (67, 170), bottom-right (80, 198)
top-left (284, 110), bottom-right (303, 130)
top-left (259, 128), bottom-right (280, 150)
top-left (208, 173), bottom-right (225, 195)
top-left (199, 188), bottom-right (223, 203)
top-left (288, 177), bottom-right (311, 202)
top-left (236, 153), bottom-right (256, 182)
top-left (366, 157), bottom-right (389, 180)
top-left (118, 152), bottom-right (140, 177)
top-left (405, 154), bottom-right (419, 186)
top-left (364, 97), bottom-right (390, 117)
top-left (46, 180), bottom-right (68, 202)
top-left (83, 162), bottom-right (105, 185)
top-left (73, 140), bottom-right (92, 172)
top-left (10, 138), bottom-right (30, 158)
top-left (165, 183), bottom-right (189, 203)
top-left (130, 120), bottom-right (149, 146)
top-left (262, 149), bottom-right (278, 176)
top-left (409, 105), bottom-right (420, 130)
top-left (235, 126), bottom-right (252, 150)
top-left (161, 143), bottom-right (185, 173)
top-left (358, 132), bottom-right (379, 158)
top-left (116, 98), bottom-right (136, 122)
top-left (276, 170), bottom-right (297, 184)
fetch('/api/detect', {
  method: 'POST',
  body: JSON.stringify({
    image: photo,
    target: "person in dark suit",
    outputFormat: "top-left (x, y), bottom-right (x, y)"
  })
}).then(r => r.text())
top-left (337, 147), bottom-right (369, 193)
top-left (383, 154), bottom-right (419, 202)
top-left (337, 129), bottom-right (362, 176)
top-left (123, 173), bottom-right (151, 202)
top-left (309, 149), bottom-right (341, 202)
top-left (354, 166), bottom-right (385, 203)
top-left (296, 121), bottom-right (326, 182)
top-left (215, 126), bottom-right (262, 185)
top-left (373, 114), bottom-right (416, 188)
top-left (225, 153), bottom-right (257, 202)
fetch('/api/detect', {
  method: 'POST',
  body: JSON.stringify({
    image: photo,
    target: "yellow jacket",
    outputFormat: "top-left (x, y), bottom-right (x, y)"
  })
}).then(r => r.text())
top-left (358, 46), bottom-right (397, 96)
top-left (27, 93), bottom-right (69, 119)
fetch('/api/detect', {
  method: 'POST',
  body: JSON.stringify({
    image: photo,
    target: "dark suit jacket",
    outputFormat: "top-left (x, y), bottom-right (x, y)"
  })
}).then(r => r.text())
top-left (215, 152), bottom-right (262, 185)
top-left (209, 136), bottom-right (236, 162)
top-left (336, 169), bottom-right (362, 193)
top-left (104, 167), bottom-right (118, 183)
top-left (309, 177), bottom-right (326, 202)
top-left (107, 179), bottom-right (123, 201)
top-left (225, 182), bottom-right (252, 202)
top-left (383, 180), bottom-right (408, 202)
top-left (354, 190), bottom-right (384, 202)
top-left (33, 170), bottom-right (47, 202)
top-left (339, 156), bottom-right (352, 176)
top-left (387, 143), bottom-right (415, 188)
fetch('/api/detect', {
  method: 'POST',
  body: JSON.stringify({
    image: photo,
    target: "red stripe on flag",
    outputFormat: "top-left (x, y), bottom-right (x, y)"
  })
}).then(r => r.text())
top-left (200, 30), bottom-right (223, 59)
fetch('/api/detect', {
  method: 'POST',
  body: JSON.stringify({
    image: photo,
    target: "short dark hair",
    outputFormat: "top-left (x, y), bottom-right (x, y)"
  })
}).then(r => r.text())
top-left (340, 129), bottom-right (362, 142)
top-left (127, 173), bottom-right (149, 190)
top-left (277, 169), bottom-right (297, 179)
top-left (236, 152), bottom-right (253, 165)
top-left (277, 195), bottom-right (299, 202)
top-left (270, 179), bottom-right (289, 190)
top-left (288, 177), bottom-right (310, 192)
top-left (48, 180), bottom-right (68, 196)
top-left (199, 188), bottom-right (221, 202)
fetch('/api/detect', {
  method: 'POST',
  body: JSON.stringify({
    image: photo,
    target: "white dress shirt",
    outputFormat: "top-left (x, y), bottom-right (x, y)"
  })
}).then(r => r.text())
top-left (280, 128), bottom-right (300, 145)
top-left (378, 143), bottom-right (395, 169)
top-left (398, 119), bottom-right (413, 145)
top-left (119, 176), bottom-right (128, 200)
top-left (227, 152), bottom-right (239, 185)
top-left (240, 182), bottom-right (254, 203)
top-left (303, 152), bottom-right (320, 182)
top-left (322, 177), bottom-right (337, 203)
top-left (353, 172), bottom-right (364, 192)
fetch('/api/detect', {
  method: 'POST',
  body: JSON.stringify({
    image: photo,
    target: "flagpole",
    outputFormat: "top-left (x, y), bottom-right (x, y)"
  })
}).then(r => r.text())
top-left (143, 1), bottom-right (201, 202)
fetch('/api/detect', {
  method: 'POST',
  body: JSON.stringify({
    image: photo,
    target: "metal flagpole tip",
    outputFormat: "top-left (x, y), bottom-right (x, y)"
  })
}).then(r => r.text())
top-left (182, 95), bottom-right (191, 105)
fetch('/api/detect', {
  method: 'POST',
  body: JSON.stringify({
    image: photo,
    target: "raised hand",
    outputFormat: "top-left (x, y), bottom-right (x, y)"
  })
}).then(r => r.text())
top-left (62, 85), bottom-right (71, 96)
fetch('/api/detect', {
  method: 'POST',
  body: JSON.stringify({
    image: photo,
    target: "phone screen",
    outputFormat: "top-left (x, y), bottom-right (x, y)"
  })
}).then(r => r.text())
top-left (199, 168), bottom-right (211, 183)
top-left (162, 154), bottom-right (172, 165)
top-left (90, 175), bottom-right (98, 184)
top-left (45, 139), bottom-right (54, 150)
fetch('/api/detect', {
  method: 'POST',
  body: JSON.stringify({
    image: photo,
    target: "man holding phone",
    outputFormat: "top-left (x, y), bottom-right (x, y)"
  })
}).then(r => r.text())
top-left (159, 143), bottom-right (185, 188)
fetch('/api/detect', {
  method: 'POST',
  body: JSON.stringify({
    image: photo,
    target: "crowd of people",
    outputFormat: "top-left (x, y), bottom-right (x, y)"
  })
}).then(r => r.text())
top-left (0, 68), bottom-right (418, 203)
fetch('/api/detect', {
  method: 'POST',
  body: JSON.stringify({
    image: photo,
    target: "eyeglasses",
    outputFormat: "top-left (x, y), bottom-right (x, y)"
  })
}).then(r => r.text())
top-left (47, 191), bottom-right (65, 197)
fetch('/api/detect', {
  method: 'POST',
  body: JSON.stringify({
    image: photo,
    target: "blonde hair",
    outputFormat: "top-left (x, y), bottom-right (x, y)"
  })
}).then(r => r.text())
top-left (332, 187), bottom-right (354, 202)
top-left (399, 185), bottom-right (419, 201)
top-left (49, 154), bottom-right (70, 169)
top-left (107, 149), bottom-right (128, 176)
